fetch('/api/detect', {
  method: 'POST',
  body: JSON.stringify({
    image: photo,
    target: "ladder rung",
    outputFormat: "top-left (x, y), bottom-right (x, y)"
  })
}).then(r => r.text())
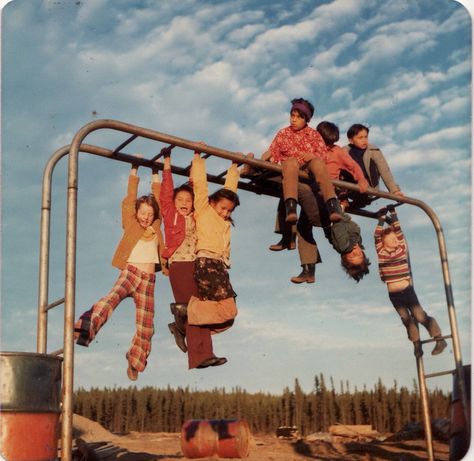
top-left (424, 369), bottom-right (455, 379)
top-left (49, 348), bottom-right (64, 357)
top-left (43, 297), bottom-right (65, 312)
top-left (421, 334), bottom-right (452, 345)
top-left (113, 134), bottom-right (138, 154)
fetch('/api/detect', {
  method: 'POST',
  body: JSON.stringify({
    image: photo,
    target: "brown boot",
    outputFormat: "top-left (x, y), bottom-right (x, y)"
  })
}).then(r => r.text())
top-left (269, 233), bottom-right (296, 251)
top-left (290, 264), bottom-right (315, 284)
top-left (284, 198), bottom-right (298, 224)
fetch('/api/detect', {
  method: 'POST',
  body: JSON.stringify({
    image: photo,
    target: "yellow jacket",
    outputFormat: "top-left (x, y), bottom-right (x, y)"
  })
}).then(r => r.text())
top-left (192, 157), bottom-right (239, 266)
top-left (111, 174), bottom-right (167, 273)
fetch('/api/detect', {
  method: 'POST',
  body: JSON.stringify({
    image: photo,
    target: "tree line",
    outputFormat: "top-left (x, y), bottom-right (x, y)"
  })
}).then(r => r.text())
top-left (74, 374), bottom-right (451, 435)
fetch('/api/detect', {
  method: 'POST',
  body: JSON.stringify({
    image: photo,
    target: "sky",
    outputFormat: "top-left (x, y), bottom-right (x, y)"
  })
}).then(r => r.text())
top-left (1, 0), bottom-right (472, 396)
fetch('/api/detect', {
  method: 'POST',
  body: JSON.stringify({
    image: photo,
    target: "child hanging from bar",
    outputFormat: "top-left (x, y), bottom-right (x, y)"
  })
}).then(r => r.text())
top-left (74, 158), bottom-right (167, 381)
top-left (267, 97), bottom-right (343, 224)
top-left (170, 146), bottom-right (241, 368)
top-left (160, 147), bottom-right (227, 370)
top-left (374, 205), bottom-right (447, 358)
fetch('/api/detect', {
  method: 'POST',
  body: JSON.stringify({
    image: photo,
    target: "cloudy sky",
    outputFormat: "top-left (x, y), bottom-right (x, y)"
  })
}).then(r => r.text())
top-left (1, 0), bottom-right (471, 395)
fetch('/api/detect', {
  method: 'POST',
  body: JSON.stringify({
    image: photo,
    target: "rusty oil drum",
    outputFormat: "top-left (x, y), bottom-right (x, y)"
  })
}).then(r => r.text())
top-left (0, 352), bottom-right (62, 461)
top-left (181, 419), bottom-right (251, 458)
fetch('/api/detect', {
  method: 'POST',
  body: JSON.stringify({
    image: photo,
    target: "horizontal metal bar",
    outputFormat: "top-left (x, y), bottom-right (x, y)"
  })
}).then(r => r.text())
top-left (424, 369), bottom-right (455, 379)
top-left (43, 297), bottom-right (65, 312)
top-left (49, 348), bottom-right (64, 357)
top-left (113, 134), bottom-right (138, 154)
top-left (420, 334), bottom-right (452, 345)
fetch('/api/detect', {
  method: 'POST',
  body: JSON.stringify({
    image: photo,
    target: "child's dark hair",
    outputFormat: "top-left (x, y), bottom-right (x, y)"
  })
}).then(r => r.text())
top-left (317, 121), bottom-right (340, 146)
top-left (209, 188), bottom-right (240, 223)
top-left (340, 253), bottom-right (371, 282)
top-left (291, 98), bottom-right (315, 122)
top-left (135, 194), bottom-right (160, 220)
top-left (347, 123), bottom-right (369, 139)
top-left (173, 183), bottom-right (194, 200)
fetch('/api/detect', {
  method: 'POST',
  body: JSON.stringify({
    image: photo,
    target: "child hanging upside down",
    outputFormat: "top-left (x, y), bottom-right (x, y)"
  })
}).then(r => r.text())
top-left (374, 205), bottom-right (447, 358)
top-left (170, 148), bottom-right (241, 369)
top-left (267, 98), bottom-right (343, 224)
top-left (74, 160), bottom-right (167, 381)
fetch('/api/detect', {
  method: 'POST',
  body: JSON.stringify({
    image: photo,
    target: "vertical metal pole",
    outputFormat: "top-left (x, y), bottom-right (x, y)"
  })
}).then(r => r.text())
top-left (61, 141), bottom-right (80, 461)
top-left (37, 147), bottom-right (70, 353)
top-left (416, 357), bottom-right (435, 461)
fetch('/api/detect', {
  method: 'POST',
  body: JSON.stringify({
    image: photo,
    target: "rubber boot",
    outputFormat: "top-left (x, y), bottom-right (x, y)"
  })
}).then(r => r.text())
top-left (170, 302), bottom-right (187, 334)
top-left (285, 198), bottom-right (298, 224)
top-left (168, 322), bottom-right (187, 353)
top-left (431, 336), bottom-right (447, 355)
top-left (326, 198), bottom-right (343, 222)
top-left (413, 340), bottom-right (423, 359)
top-left (269, 232), bottom-right (296, 251)
top-left (290, 263), bottom-right (315, 284)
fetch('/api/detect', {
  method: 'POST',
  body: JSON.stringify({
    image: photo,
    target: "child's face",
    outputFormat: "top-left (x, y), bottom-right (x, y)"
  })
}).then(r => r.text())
top-left (382, 231), bottom-right (399, 251)
top-left (343, 243), bottom-right (364, 265)
top-left (136, 203), bottom-right (155, 229)
top-left (349, 129), bottom-right (369, 150)
top-left (174, 190), bottom-right (193, 217)
top-left (289, 110), bottom-right (307, 131)
top-left (211, 198), bottom-right (235, 220)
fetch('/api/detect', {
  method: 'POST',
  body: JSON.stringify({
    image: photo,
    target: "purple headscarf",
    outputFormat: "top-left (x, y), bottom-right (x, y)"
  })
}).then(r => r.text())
top-left (291, 101), bottom-right (312, 122)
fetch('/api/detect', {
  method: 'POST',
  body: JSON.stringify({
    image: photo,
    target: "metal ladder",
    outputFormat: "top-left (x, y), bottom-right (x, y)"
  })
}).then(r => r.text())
top-left (35, 119), bottom-right (469, 460)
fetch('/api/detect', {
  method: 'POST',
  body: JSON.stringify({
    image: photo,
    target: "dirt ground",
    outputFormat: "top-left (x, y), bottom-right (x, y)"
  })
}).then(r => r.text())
top-left (72, 414), bottom-right (450, 461)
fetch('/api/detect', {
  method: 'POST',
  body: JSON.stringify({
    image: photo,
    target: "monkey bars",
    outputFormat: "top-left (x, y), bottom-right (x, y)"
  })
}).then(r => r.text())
top-left (35, 119), bottom-right (468, 461)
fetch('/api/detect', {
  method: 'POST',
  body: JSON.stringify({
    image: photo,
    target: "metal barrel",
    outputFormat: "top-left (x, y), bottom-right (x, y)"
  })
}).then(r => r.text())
top-left (181, 419), bottom-right (251, 458)
top-left (0, 352), bottom-right (62, 461)
top-left (449, 364), bottom-right (471, 461)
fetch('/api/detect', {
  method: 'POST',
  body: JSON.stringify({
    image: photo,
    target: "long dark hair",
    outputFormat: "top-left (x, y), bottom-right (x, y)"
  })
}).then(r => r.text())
top-left (135, 194), bottom-right (160, 220)
top-left (209, 188), bottom-right (240, 224)
top-left (340, 253), bottom-right (370, 282)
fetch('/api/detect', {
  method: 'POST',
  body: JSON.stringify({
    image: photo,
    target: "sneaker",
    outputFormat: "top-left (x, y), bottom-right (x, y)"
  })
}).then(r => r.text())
top-left (431, 338), bottom-right (447, 356)
top-left (127, 363), bottom-right (138, 381)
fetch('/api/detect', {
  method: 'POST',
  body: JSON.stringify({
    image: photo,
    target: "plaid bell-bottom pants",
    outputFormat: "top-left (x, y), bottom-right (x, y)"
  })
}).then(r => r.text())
top-left (75, 264), bottom-right (155, 372)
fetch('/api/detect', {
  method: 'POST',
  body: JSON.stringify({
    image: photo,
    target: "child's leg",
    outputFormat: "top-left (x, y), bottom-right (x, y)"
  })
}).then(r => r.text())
top-left (394, 306), bottom-right (420, 342)
top-left (269, 197), bottom-right (296, 251)
top-left (169, 261), bottom-right (214, 367)
top-left (75, 269), bottom-right (134, 345)
top-left (306, 158), bottom-right (342, 221)
top-left (281, 158), bottom-right (299, 223)
top-left (410, 304), bottom-right (442, 338)
top-left (128, 274), bottom-right (155, 373)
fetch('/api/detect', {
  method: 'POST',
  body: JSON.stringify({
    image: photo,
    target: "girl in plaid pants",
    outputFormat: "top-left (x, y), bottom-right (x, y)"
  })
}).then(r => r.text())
top-left (74, 161), bottom-right (166, 381)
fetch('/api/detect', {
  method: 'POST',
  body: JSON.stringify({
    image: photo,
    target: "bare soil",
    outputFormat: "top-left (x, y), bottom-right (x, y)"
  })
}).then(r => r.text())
top-left (72, 414), bottom-right (450, 461)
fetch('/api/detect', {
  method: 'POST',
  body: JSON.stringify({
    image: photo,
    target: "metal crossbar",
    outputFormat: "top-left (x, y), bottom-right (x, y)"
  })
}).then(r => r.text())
top-left (36, 119), bottom-right (468, 461)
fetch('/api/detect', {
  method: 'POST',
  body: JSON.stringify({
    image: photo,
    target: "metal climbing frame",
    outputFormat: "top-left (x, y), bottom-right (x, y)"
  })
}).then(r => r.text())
top-left (36, 119), bottom-right (468, 460)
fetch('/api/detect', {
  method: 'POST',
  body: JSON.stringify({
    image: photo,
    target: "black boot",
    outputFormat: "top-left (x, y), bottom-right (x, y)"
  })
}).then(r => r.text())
top-left (170, 303), bottom-right (187, 334)
top-left (269, 232), bottom-right (296, 251)
top-left (291, 264), bottom-right (315, 284)
top-left (326, 198), bottom-right (343, 222)
top-left (168, 322), bottom-right (187, 353)
top-left (284, 198), bottom-right (298, 224)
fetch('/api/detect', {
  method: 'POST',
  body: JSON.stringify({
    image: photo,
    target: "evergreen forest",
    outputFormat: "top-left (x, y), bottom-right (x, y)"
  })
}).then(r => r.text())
top-left (74, 374), bottom-right (451, 436)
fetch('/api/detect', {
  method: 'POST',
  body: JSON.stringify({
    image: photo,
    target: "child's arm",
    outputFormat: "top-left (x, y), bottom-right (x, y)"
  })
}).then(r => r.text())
top-left (387, 206), bottom-right (404, 244)
top-left (191, 147), bottom-right (209, 215)
top-left (159, 151), bottom-right (174, 214)
top-left (151, 163), bottom-right (161, 207)
top-left (122, 162), bottom-right (140, 229)
top-left (337, 148), bottom-right (369, 193)
top-left (224, 161), bottom-right (240, 192)
top-left (371, 148), bottom-right (403, 195)
top-left (373, 215), bottom-right (385, 252)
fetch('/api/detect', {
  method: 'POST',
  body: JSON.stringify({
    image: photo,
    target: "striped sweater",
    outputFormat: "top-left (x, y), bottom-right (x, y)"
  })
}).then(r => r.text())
top-left (374, 213), bottom-right (412, 284)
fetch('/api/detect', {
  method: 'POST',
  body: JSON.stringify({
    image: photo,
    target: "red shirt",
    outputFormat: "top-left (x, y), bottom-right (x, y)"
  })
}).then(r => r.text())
top-left (326, 144), bottom-right (368, 184)
top-left (269, 125), bottom-right (328, 166)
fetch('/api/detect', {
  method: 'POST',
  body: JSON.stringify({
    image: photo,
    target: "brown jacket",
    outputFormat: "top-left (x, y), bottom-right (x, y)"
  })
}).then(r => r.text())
top-left (111, 174), bottom-right (167, 274)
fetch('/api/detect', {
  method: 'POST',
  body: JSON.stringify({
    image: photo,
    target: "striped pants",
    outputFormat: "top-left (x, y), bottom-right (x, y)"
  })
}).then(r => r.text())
top-left (75, 264), bottom-right (155, 372)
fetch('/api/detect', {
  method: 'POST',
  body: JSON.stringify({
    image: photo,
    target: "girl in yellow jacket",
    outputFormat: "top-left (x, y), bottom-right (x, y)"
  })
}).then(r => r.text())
top-left (171, 151), bottom-right (240, 368)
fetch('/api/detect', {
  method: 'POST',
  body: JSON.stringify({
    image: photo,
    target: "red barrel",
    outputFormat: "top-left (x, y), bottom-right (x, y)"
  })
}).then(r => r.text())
top-left (181, 419), bottom-right (250, 458)
top-left (0, 352), bottom-right (62, 461)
